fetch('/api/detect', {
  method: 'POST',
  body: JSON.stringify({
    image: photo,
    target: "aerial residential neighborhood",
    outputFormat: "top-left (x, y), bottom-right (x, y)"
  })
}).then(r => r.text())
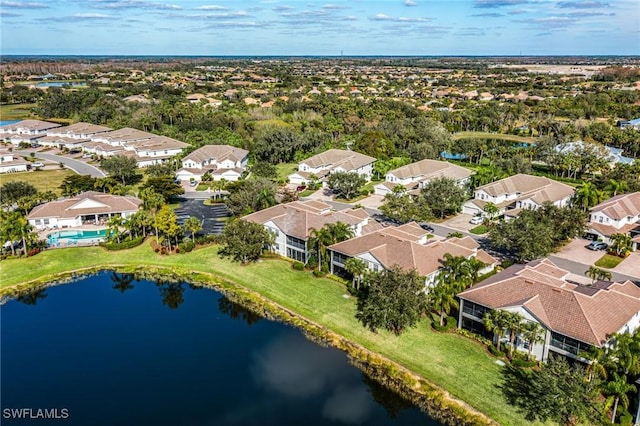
top-left (1, 55), bottom-right (640, 426)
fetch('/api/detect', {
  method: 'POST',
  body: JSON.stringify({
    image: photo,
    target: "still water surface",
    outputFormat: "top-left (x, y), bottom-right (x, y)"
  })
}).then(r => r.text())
top-left (1, 272), bottom-right (443, 426)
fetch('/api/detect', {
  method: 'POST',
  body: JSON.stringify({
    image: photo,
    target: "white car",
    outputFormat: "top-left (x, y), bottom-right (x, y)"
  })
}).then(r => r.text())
top-left (469, 215), bottom-right (484, 225)
top-left (32, 162), bottom-right (44, 168)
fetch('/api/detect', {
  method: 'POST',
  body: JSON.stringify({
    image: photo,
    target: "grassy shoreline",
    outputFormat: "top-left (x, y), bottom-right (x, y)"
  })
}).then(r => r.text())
top-left (0, 244), bottom-right (539, 426)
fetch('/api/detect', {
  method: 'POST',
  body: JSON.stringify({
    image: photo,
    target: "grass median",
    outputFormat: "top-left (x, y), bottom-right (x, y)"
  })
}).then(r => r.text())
top-left (1, 243), bottom-right (540, 426)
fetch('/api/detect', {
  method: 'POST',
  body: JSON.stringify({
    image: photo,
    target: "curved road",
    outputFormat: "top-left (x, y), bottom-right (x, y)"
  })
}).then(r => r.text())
top-left (17, 150), bottom-right (105, 178)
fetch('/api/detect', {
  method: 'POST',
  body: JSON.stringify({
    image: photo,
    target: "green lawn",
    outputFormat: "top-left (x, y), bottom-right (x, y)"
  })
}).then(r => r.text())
top-left (0, 244), bottom-right (542, 426)
top-left (275, 162), bottom-right (298, 182)
top-left (470, 225), bottom-right (489, 235)
top-left (594, 253), bottom-right (624, 269)
top-left (0, 169), bottom-right (74, 195)
top-left (0, 103), bottom-right (38, 121)
top-left (452, 132), bottom-right (536, 144)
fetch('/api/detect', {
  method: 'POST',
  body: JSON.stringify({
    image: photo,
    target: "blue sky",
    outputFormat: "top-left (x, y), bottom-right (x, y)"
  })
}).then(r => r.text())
top-left (1, 0), bottom-right (638, 55)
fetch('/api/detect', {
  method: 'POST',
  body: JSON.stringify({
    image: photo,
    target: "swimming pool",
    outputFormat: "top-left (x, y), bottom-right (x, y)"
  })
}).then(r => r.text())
top-left (47, 229), bottom-right (107, 246)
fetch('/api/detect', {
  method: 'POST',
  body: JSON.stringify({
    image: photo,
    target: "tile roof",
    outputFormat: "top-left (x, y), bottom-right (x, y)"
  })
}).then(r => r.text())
top-left (477, 174), bottom-right (574, 204)
top-left (28, 191), bottom-right (142, 219)
top-left (50, 122), bottom-right (112, 136)
top-left (458, 258), bottom-right (640, 346)
top-left (183, 145), bottom-right (249, 165)
top-left (301, 149), bottom-right (375, 172)
top-left (591, 192), bottom-right (640, 220)
top-left (0, 119), bottom-right (61, 132)
top-left (243, 200), bottom-right (367, 240)
top-left (387, 159), bottom-right (472, 182)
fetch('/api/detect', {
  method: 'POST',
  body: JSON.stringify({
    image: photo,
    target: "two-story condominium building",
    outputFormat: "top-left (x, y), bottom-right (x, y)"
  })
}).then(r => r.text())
top-left (462, 174), bottom-right (574, 217)
top-left (288, 149), bottom-right (376, 186)
top-left (28, 191), bottom-right (142, 230)
top-left (0, 148), bottom-right (29, 173)
top-left (0, 120), bottom-right (61, 145)
top-left (458, 258), bottom-right (640, 362)
top-left (243, 200), bottom-right (377, 263)
top-left (122, 136), bottom-right (189, 168)
top-left (328, 224), bottom-right (497, 286)
top-left (587, 192), bottom-right (640, 250)
top-left (374, 159), bottom-right (473, 196)
top-left (47, 122), bottom-right (113, 140)
top-left (176, 145), bottom-right (249, 182)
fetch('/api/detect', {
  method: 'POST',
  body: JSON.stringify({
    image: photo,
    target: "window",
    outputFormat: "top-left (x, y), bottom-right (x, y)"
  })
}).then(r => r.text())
top-left (286, 235), bottom-right (306, 250)
top-left (462, 301), bottom-right (490, 320)
top-left (286, 247), bottom-right (306, 263)
top-left (550, 332), bottom-right (591, 356)
top-left (333, 252), bottom-right (349, 265)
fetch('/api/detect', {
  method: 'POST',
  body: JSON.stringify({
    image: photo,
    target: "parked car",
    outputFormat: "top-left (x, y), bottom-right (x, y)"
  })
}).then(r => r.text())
top-left (587, 241), bottom-right (608, 251)
top-left (32, 162), bottom-right (44, 168)
top-left (189, 180), bottom-right (197, 187)
top-left (82, 153), bottom-right (92, 159)
top-left (419, 223), bottom-right (434, 233)
top-left (469, 215), bottom-right (484, 225)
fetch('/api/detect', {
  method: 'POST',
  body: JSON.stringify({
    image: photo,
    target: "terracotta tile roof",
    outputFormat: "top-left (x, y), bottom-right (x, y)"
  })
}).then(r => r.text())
top-left (127, 135), bottom-right (189, 151)
top-left (387, 159), bottom-right (472, 182)
top-left (93, 127), bottom-right (155, 143)
top-left (458, 259), bottom-right (640, 346)
top-left (477, 174), bottom-right (574, 204)
top-left (28, 191), bottom-right (142, 219)
top-left (329, 229), bottom-right (495, 277)
top-left (591, 192), bottom-right (640, 220)
top-left (588, 221), bottom-right (640, 237)
top-left (243, 200), bottom-right (365, 240)
top-left (301, 149), bottom-right (375, 172)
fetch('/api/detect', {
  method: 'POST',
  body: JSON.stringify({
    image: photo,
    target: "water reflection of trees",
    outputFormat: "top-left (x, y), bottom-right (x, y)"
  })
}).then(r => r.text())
top-left (362, 374), bottom-right (414, 419)
top-left (218, 296), bottom-right (262, 326)
top-left (16, 288), bottom-right (48, 305)
top-left (156, 281), bottom-right (185, 309)
top-left (111, 272), bottom-right (135, 293)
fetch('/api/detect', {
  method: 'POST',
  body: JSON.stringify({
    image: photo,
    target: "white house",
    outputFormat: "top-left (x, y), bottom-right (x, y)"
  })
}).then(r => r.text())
top-left (374, 159), bottom-right (473, 196)
top-left (328, 224), bottom-right (497, 286)
top-left (27, 191), bottom-right (142, 230)
top-left (0, 148), bottom-right (29, 173)
top-left (462, 174), bottom-right (574, 217)
top-left (176, 145), bottom-right (249, 182)
top-left (288, 149), bottom-right (376, 186)
top-left (458, 258), bottom-right (640, 362)
top-left (243, 200), bottom-right (375, 263)
top-left (587, 192), bottom-right (640, 250)
top-left (36, 135), bottom-right (88, 150)
top-left (0, 120), bottom-right (61, 145)
top-left (123, 136), bottom-right (189, 168)
top-left (89, 127), bottom-right (156, 148)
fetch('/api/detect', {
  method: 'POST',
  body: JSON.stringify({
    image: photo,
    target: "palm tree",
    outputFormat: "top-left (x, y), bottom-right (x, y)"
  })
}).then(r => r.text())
top-left (519, 321), bottom-right (544, 360)
top-left (585, 265), bottom-right (613, 284)
top-left (255, 187), bottom-right (276, 211)
top-left (602, 373), bottom-right (636, 423)
top-left (344, 257), bottom-right (367, 290)
top-left (610, 233), bottom-right (633, 257)
top-left (308, 227), bottom-right (333, 271)
top-left (107, 215), bottom-right (124, 244)
top-left (606, 178), bottom-right (628, 197)
top-left (483, 309), bottom-right (510, 353)
top-left (428, 280), bottom-right (458, 327)
top-left (573, 182), bottom-right (605, 211)
top-left (325, 222), bottom-right (355, 244)
top-left (503, 311), bottom-right (525, 359)
top-left (439, 253), bottom-right (474, 292)
top-left (484, 202), bottom-right (499, 222)
top-left (183, 216), bottom-right (203, 244)
top-left (583, 345), bottom-right (611, 383)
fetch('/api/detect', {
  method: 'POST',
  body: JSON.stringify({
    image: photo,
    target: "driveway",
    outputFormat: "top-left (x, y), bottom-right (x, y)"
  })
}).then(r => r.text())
top-left (553, 238), bottom-right (611, 266)
top-left (613, 251), bottom-right (640, 279)
top-left (440, 213), bottom-right (479, 232)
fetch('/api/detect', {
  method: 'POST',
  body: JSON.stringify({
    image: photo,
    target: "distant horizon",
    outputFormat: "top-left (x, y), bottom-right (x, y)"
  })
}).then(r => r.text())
top-left (2, 54), bottom-right (639, 59)
top-left (1, 1), bottom-right (638, 57)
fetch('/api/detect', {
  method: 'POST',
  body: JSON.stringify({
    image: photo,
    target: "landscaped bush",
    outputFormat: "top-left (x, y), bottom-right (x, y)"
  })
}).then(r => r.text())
top-left (292, 261), bottom-right (304, 271)
top-left (488, 344), bottom-right (506, 358)
top-left (27, 248), bottom-right (41, 257)
top-left (103, 236), bottom-right (145, 251)
top-left (511, 358), bottom-right (537, 368)
top-left (178, 240), bottom-right (195, 253)
top-left (312, 269), bottom-right (326, 278)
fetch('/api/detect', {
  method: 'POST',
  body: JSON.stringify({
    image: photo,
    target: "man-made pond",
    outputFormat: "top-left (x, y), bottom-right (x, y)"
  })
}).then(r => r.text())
top-left (1, 273), bottom-right (443, 426)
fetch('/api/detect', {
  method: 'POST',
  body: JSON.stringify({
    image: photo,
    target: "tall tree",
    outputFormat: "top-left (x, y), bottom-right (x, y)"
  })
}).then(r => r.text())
top-left (219, 219), bottom-right (274, 264)
top-left (585, 265), bottom-right (613, 284)
top-left (428, 280), bottom-right (458, 327)
top-left (154, 205), bottom-right (181, 252)
top-left (500, 356), bottom-right (602, 426)
top-left (483, 309), bottom-right (510, 353)
top-left (326, 171), bottom-right (367, 200)
top-left (573, 182), bottom-right (605, 211)
top-left (356, 266), bottom-right (429, 335)
top-left (610, 233), bottom-right (633, 257)
top-left (183, 216), bottom-right (202, 244)
top-left (602, 373), bottom-right (636, 423)
top-left (344, 257), bottom-right (367, 291)
top-left (420, 177), bottom-right (469, 219)
top-left (0, 181), bottom-right (37, 208)
top-left (101, 155), bottom-right (139, 185)
top-left (520, 321), bottom-right (544, 360)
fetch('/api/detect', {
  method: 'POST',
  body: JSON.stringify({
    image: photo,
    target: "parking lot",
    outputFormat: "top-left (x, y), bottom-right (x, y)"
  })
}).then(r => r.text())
top-left (174, 199), bottom-right (231, 235)
top-left (553, 238), bottom-right (640, 279)
top-left (440, 213), bottom-right (479, 232)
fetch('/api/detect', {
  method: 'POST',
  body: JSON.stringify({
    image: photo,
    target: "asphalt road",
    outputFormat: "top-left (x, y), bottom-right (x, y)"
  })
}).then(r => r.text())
top-left (17, 150), bottom-right (106, 178)
top-left (175, 198), bottom-right (231, 235)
